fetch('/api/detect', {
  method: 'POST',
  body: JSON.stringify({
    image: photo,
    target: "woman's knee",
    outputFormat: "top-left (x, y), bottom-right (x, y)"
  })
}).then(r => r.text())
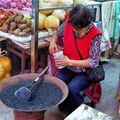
top-left (68, 83), bottom-right (80, 94)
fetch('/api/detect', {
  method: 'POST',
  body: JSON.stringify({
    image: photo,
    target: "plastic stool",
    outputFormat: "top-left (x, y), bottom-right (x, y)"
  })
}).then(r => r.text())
top-left (83, 82), bottom-right (102, 108)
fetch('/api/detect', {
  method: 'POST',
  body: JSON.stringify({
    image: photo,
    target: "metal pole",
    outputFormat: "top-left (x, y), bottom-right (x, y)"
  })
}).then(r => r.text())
top-left (31, 0), bottom-right (39, 73)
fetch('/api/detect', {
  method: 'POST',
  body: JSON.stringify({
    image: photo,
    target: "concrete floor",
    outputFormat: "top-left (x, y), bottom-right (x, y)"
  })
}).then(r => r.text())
top-left (0, 57), bottom-right (120, 120)
top-left (96, 57), bottom-right (120, 120)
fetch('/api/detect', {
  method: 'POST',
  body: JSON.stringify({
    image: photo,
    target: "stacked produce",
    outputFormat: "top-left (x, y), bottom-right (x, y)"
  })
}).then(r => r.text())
top-left (0, 9), bottom-right (14, 27)
top-left (0, 13), bottom-right (32, 37)
top-left (0, 0), bottom-right (32, 13)
top-left (0, 0), bottom-right (89, 36)
top-left (38, 0), bottom-right (89, 32)
top-left (38, 1), bottom-right (66, 32)
top-left (73, 0), bottom-right (89, 4)
top-left (41, 0), bottom-right (89, 7)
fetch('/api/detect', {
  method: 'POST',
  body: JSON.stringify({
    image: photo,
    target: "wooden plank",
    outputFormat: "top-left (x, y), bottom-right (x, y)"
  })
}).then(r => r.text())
top-left (64, 104), bottom-right (113, 120)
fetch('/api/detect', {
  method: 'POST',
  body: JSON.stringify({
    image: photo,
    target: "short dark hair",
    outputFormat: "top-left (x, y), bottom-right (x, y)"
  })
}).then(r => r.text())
top-left (68, 4), bottom-right (92, 30)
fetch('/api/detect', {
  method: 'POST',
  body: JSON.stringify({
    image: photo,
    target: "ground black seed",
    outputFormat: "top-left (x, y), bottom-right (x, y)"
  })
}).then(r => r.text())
top-left (0, 80), bottom-right (63, 111)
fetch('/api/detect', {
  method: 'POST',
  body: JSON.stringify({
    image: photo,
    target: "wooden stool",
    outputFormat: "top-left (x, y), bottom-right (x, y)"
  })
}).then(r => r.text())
top-left (6, 39), bottom-right (49, 74)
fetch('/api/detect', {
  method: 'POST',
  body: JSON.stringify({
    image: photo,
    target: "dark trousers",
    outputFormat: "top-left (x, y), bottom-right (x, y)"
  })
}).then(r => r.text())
top-left (56, 67), bottom-right (93, 113)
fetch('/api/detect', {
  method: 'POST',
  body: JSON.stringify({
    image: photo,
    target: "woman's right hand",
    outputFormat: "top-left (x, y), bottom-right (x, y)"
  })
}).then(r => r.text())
top-left (49, 32), bottom-right (63, 54)
top-left (49, 42), bottom-right (58, 54)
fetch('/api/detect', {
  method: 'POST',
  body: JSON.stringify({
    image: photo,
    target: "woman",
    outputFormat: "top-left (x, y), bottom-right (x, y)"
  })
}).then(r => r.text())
top-left (49, 4), bottom-right (102, 114)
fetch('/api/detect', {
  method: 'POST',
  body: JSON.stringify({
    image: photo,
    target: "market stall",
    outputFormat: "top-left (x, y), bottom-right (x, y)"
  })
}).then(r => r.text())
top-left (0, 0), bottom-right (119, 75)
top-left (0, 0), bottom-right (119, 120)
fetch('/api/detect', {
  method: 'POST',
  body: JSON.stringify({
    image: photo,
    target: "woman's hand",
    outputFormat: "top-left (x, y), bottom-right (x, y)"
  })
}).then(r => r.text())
top-left (49, 42), bottom-right (64, 54)
top-left (49, 42), bottom-right (58, 54)
top-left (49, 32), bottom-right (64, 54)
top-left (54, 55), bottom-right (71, 67)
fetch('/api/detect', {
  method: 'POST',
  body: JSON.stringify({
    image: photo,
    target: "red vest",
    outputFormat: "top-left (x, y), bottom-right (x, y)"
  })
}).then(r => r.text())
top-left (64, 15), bottom-right (102, 60)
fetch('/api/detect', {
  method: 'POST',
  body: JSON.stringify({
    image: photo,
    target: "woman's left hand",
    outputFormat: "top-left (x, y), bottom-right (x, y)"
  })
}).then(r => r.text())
top-left (54, 55), bottom-right (70, 67)
top-left (54, 56), bottom-right (70, 67)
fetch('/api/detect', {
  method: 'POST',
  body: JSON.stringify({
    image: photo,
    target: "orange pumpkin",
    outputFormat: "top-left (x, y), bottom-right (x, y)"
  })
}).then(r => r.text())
top-left (0, 52), bottom-right (12, 82)
top-left (0, 62), bottom-right (5, 80)
top-left (0, 73), bottom-right (11, 82)
top-left (0, 56), bottom-right (12, 73)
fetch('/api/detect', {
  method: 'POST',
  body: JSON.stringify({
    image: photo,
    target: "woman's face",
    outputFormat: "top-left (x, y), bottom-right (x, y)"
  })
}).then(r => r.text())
top-left (72, 26), bottom-right (88, 34)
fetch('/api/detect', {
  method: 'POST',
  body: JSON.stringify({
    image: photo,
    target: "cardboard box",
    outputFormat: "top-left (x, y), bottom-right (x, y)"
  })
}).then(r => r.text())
top-left (101, 50), bottom-right (110, 58)
top-left (116, 45), bottom-right (120, 54)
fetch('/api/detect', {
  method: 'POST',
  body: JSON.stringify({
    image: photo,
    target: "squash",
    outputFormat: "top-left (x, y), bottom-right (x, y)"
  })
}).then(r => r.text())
top-left (57, 0), bottom-right (73, 6)
top-left (52, 9), bottom-right (66, 21)
top-left (39, 1), bottom-right (54, 16)
top-left (0, 56), bottom-right (12, 72)
top-left (44, 15), bottom-right (60, 31)
top-left (0, 62), bottom-right (5, 80)
top-left (0, 73), bottom-right (11, 82)
top-left (38, 12), bottom-right (47, 30)
top-left (48, 0), bottom-right (59, 6)
top-left (73, 0), bottom-right (89, 4)
top-left (0, 50), bottom-right (12, 82)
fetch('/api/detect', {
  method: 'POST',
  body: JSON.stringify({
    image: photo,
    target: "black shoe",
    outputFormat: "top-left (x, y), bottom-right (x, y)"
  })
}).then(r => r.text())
top-left (58, 104), bottom-right (67, 111)
top-left (58, 105), bottom-right (70, 115)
